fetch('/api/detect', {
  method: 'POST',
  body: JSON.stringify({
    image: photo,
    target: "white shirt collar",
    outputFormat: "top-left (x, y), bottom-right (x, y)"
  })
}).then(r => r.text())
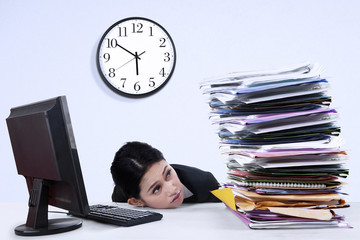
top-left (182, 184), bottom-right (193, 199)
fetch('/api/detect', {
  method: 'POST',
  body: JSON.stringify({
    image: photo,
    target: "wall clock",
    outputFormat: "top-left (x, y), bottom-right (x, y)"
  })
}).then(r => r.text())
top-left (96, 17), bottom-right (176, 97)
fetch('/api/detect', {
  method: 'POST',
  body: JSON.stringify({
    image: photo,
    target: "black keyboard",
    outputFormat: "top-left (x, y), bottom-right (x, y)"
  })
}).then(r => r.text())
top-left (87, 204), bottom-right (163, 227)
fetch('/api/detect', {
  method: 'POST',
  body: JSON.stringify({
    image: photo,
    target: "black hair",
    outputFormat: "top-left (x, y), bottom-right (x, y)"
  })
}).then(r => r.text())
top-left (110, 141), bottom-right (165, 202)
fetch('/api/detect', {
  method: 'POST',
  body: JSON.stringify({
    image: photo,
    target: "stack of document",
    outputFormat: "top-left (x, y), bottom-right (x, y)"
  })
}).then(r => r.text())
top-left (201, 63), bottom-right (351, 229)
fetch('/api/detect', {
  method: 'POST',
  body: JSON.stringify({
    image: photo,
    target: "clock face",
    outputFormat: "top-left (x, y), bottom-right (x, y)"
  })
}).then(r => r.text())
top-left (96, 17), bottom-right (176, 97)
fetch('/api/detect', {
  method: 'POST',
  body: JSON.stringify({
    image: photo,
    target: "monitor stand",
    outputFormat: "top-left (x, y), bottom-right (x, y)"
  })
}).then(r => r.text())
top-left (14, 178), bottom-right (82, 236)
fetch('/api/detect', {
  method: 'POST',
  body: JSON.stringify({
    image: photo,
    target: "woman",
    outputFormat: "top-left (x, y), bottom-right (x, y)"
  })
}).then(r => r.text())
top-left (111, 141), bottom-right (220, 209)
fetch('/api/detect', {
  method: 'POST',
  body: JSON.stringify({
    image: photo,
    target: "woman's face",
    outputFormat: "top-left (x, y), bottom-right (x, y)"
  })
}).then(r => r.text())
top-left (136, 160), bottom-right (184, 208)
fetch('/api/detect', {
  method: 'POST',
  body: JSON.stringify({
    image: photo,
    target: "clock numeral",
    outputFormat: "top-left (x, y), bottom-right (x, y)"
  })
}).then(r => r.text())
top-left (132, 23), bottom-right (143, 33)
top-left (149, 77), bottom-right (155, 87)
top-left (118, 26), bottom-right (127, 37)
top-left (159, 68), bottom-right (165, 77)
top-left (159, 38), bottom-right (166, 47)
top-left (164, 52), bottom-right (170, 62)
top-left (108, 68), bottom-right (116, 78)
top-left (149, 26), bottom-right (153, 36)
top-left (134, 81), bottom-right (141, 91)
top-left (103, 53), bottom-right (110, 63)
top-left (105, 38), bottom-right (118, 48)
top-left (120, 78), bottom-right (126, 88)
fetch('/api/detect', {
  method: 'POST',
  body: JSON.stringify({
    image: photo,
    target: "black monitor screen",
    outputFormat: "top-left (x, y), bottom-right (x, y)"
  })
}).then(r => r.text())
top-left (6, 96), bottom-right (90, 236)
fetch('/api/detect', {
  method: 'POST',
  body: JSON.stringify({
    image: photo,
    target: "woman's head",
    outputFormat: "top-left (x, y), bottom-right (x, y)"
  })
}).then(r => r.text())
top-left (111, 142), bottom-right (184, 208)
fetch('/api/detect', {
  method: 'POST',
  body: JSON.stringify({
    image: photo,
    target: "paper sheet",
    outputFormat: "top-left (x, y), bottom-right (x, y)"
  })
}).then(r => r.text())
top-left (211, 188), bottom-right (236, 211)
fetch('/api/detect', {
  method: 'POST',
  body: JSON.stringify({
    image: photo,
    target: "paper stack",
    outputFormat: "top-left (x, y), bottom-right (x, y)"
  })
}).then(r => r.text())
top-left (201, 63), bottom-right (351, 229)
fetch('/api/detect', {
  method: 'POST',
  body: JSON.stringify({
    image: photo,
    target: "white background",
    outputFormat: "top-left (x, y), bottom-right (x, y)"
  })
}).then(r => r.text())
top-left (0, 0), bottom-right (359, 204)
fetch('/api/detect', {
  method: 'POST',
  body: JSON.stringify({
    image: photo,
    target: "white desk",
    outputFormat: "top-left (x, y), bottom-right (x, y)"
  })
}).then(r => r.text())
top-left (1, 202), bottom-right (359, 240)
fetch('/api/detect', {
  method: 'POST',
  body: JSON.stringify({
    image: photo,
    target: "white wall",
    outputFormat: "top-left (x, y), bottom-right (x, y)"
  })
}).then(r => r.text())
top-left (1, 0), bottom-right (359, 203)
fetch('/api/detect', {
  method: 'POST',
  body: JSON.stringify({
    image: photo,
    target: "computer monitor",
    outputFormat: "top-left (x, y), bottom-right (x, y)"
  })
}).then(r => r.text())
top-left (6, 96), bottom-right (90, 236)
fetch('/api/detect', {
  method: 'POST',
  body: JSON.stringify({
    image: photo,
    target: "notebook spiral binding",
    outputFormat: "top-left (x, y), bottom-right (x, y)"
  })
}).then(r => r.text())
top-left (235, 181), bottom-right (327, 189)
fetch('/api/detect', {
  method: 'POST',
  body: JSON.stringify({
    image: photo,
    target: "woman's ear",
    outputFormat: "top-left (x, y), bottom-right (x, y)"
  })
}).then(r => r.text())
top-left (127, 197), bottom-right (145, 207)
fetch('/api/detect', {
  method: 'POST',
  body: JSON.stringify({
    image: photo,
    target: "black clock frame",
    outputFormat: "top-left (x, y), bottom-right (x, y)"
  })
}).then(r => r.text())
top-left (96, 17), bottom-right (177, 98)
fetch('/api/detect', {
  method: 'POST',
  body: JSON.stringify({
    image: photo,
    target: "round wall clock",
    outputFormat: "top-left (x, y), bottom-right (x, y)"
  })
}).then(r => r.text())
top-left (96, 17), bottom-right (176, 97)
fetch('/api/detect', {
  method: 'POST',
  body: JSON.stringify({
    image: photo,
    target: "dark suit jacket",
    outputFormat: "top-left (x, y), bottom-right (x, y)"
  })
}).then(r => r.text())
top-left (171, 164), bottom-right (220, 203)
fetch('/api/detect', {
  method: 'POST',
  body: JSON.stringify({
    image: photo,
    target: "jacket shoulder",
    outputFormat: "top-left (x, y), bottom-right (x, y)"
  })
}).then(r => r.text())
top-left (171, 164), bottom-right (220, 203)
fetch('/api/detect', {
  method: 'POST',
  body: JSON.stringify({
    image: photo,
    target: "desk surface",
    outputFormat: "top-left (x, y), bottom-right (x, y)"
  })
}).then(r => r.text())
top-left (1, 202), bottom-right (359, 240)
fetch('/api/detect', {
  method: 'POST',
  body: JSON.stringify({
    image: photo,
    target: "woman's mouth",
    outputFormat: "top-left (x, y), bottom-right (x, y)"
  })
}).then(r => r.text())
top-left (171, 191), bottom-right (181, 203)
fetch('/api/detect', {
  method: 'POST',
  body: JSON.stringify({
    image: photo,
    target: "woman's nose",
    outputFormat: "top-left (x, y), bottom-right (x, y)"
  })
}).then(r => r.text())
top-left (165, 181), bottom-right (178, 196)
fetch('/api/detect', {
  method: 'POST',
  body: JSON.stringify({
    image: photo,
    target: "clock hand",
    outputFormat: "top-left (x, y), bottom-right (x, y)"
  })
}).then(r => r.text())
top-left (116, 43), bottom-right (140, 59)
top-left (134, 51), bottom-right (146, 75)
top-left (135, 52), bottom-right (139, 75)
top-left (115, 51), bottom-right (146, 71)
top-left (116, 57), bottom-right (136, 70)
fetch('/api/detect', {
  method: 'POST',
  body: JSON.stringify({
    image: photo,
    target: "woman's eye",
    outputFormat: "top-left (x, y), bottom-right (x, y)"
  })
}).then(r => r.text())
top-left (166, 169), bottom-right (171, 178)
top-left (153, 186), bottom-right (160, 194)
